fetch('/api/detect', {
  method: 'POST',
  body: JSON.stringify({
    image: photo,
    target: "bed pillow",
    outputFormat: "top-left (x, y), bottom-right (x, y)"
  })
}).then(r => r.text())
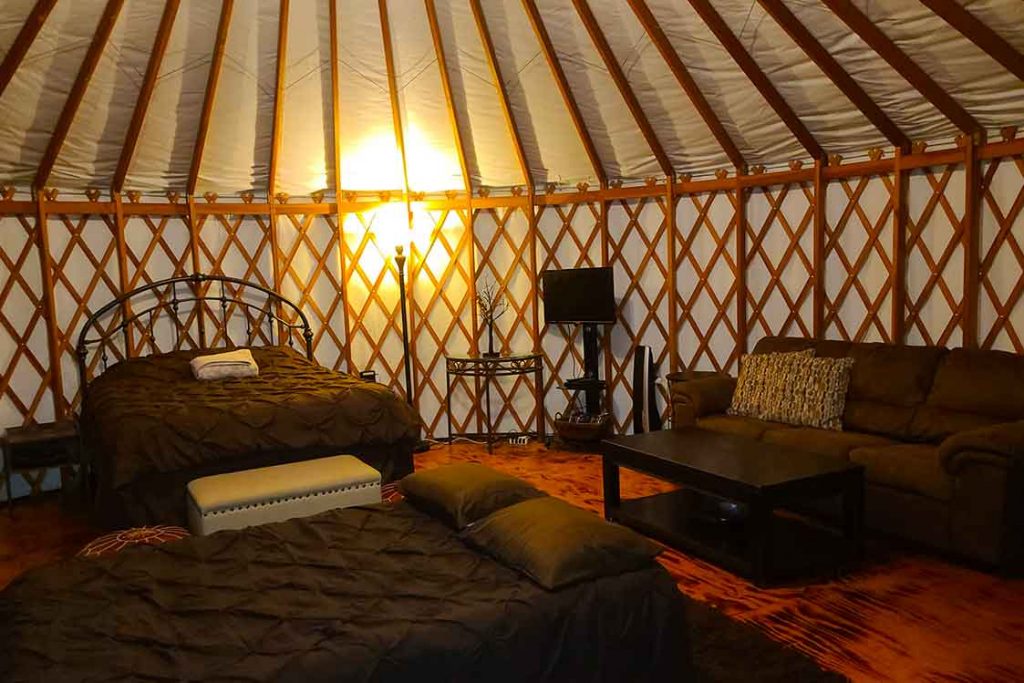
top-left (399, 463), bottom-right (545, 529)
top-left (461, 496), bottom-right (660, 590)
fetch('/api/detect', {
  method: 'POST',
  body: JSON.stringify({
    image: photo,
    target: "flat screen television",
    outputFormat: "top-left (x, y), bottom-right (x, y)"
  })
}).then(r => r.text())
top-left (542, 267), bottom-right (616, 324)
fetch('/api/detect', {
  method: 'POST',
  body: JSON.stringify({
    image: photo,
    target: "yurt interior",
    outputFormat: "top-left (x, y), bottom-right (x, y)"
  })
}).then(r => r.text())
top-left (1, 1), bottom-right (1023, 680)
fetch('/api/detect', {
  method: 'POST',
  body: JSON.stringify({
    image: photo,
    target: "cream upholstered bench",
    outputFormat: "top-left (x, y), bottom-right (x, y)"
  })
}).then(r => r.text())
top-left (186, 455), bottom-right (381, 535)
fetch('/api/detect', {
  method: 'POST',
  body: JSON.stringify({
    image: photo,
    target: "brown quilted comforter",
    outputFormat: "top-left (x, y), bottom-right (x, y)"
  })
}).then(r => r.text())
top-left (0, 502), bottom-right (690, 682)
top-left (82, 347), bottom-right (420, 525)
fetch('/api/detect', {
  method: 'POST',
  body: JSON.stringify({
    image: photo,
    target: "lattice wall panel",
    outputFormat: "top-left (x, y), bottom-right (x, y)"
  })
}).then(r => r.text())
top-left (823, 175), bottom-right (895, 343)
top-left (473, 206), bottom-right (538, 435)
top-left (195, 214), bottom-right (276, 349)
top-left (341, 210), bottom-right (405, 397)
top-left (745, 184), bottom-right (815, 348)
top-left (410, 207), bottom-right (475, 439)
top-left (980, 154), bottom-right (1024, 352)
top-left (675, 190), bottom-right (742, 374)
top-left (123, 213), bottom-right (198, 356)
top-left (608, 197), bottom-right (671, 434)
top-left (0, 216), bottom-right (53, 429)
top-left (276, 213), bottom-right (348, 370)
top-left (47, 213), bottom-right (123, 412)
top-left (905, 166), bottom-right (966, 346)
top-left (535, 201), bottom-right (603, 432)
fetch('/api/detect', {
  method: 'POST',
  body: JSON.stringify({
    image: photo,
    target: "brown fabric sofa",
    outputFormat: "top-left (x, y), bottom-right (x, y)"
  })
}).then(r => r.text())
top-left (671, 336), bottom-right (1024, 571)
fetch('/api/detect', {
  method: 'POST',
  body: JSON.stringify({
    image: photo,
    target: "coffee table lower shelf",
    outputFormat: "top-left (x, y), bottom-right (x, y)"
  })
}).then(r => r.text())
top-left (608, 488), bottom-right (858, 585)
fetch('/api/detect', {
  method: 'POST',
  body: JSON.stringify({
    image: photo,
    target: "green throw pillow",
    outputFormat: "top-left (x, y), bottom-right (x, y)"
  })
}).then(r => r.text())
top-left (461, 496), bottom-right (661, 590)
top-left (399, 463), bottom-right (545, 529)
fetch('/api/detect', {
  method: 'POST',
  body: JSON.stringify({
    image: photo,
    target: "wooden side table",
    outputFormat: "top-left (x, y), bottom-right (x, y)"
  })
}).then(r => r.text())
top-left (2, 419), bottom-right (80, 512)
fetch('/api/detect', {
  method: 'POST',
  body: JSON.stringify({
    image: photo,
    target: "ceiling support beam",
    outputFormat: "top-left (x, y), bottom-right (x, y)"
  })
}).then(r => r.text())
top-left (757, 0), bottom-right (909, 152)
top-left (469, 0), bottom-right (533, 188)
top-left (187, 0), bottom-right (233, 198)
top-left (570, 0), bottom-right (673, 178)
top-left (687, 0), bottom-right (824, 161)
top-left (329, 0), bottom-right (342, 196)
top-left (267, 0), bottom-right (289, 200)
top-left (821, 0), bottom-right (982, 138)
top-left (918, 0), bottom-right (1024, 84)
top-left (0, 0), bottom-right (58, 99)
top-left (627, 0), bottom-right (745, 170)
top-left (521, 0), bottom-right (606, 187)
top-left (34, 0), bottom-right (124, 191)
top-left (379, 0), bottom-right (411, 199)
top-left (425, 0), bottom-right (472, 197)
top-left (112, 0), bottom-right (180, 194)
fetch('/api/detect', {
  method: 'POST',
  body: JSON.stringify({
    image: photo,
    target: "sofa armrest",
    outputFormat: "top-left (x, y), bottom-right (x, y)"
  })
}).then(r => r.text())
top-left (671, 376), bottom-right (736, 428)
top-left (939, 420), bottom-right (1024, 474)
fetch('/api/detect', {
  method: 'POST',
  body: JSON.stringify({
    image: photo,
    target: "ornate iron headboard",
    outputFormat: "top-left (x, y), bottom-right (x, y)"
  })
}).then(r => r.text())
top-left (76, 273), bottom-right (314, 394)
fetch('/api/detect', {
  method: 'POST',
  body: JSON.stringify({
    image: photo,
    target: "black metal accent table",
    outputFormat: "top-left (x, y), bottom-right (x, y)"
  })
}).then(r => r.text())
top-left (601, 428), bottom-right (865, 586)
top-left (445, 354), bottom-right (544, 453)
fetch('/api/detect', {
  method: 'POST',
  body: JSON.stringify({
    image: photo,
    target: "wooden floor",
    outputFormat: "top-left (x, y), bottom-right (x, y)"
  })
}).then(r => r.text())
top-left (3, 442), bottom-right (1023, 682)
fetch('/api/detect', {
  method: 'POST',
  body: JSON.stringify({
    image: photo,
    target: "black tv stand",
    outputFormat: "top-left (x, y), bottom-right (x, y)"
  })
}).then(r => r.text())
top-left (567, 323), bottom-right (605, 415)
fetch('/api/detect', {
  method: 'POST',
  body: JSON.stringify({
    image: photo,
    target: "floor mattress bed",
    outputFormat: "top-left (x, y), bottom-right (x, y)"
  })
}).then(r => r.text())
top-left (82, 346), bottom-right (420, 527)
top-left (0, 500), bottom-right (689, 682)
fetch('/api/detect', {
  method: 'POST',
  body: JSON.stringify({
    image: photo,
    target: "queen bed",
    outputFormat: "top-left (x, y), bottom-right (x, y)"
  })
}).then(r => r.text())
top-left (75, 274), bottom-right (420, 526)
top-left (0, 494), bottom-right (690, 681)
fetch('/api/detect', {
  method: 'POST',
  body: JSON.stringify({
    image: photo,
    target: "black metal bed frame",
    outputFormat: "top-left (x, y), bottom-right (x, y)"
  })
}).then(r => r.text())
top-left (75, 273), bottom-right (314, 396)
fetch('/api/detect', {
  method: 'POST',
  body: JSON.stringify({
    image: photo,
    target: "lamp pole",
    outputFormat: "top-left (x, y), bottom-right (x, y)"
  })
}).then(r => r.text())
top-left (394, 244), bottom-right (413, 406)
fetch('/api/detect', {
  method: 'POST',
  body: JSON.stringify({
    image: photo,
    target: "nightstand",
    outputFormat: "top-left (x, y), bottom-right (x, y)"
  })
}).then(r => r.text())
top-left (2, 419), bottom-right (80, 512)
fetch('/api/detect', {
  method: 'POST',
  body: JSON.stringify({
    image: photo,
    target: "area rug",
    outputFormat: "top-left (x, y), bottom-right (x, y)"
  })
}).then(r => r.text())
top-left (418, 443), bottom-right (1024, 683)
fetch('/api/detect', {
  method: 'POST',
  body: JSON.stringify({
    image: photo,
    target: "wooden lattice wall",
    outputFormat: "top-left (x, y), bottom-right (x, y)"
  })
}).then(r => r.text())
top-left (2, 141), bottom-right (1024, 500)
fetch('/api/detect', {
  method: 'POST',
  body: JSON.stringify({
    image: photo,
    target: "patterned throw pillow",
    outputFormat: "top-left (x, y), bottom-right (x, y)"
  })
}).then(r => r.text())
top-left (729, 350), bottom-right (855, 431)
top-left (728, 349), bottom-right (814, 420)
top-left (762, 355), bottom-right (855, 431)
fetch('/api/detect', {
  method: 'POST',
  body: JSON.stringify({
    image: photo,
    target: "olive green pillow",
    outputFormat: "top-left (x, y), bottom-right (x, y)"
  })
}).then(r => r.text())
top-left (399, 463), bottom-right (545, 529)
top-left (461, 496), bottom-right (661, 590)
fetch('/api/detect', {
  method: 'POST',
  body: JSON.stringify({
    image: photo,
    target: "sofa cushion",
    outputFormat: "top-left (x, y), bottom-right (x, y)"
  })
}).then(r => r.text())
top-left (907, 407), bottom-right (1004, 444)
top-left (908, 348), bottom-right (1024, 442)
top-left (696, 415), bottom-right (793, 440)
top-left (849, 444), bottom-right (953, 501)
top-left (845, 343), bottom-right (946, 407)
top-left (762, 428), bottom-right (893, 459)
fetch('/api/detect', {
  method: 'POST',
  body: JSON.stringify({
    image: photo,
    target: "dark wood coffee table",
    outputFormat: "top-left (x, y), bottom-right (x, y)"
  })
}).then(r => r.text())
top-left (601, 428), bottom-right (865, 585)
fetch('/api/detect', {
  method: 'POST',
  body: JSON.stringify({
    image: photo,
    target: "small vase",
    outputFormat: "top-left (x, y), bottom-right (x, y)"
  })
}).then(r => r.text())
top-left (483, 322), bottom-right (499, 358)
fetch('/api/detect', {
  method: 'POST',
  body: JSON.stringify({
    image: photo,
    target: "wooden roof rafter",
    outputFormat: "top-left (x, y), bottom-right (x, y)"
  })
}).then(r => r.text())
top-left (378, 0), bottom-right (411, 199)
top-left (570, 0), bottom-right (673, 179)
top-left (0, 0), bottom-right (58, 99)
top-left (469, 0), bottom-right (533, 189)
top-left (187, 0), bottom-right (233, 198)
top-left (424, 0), bottom-right (472, 196)
top-left (520, 0), bottom-right (607, 188)
top-left (687, 0), bottom-right (824, 161)
top-left (329, 0), bottom-right (342, 195)
top-left (34, 0), bottom-right (125, 192)
top-left (112, 0), bottom-right (181, 194)
top-left (757, 0), bottom-right (910, 152)
top-left (821, 0), bottom-right (982, 137)
top-left (626, 0), bottom-right (745, 171)
top-left (267, 0), bottom-right (289, 200)
top-left (918, 0), bottom-right (1024, 84)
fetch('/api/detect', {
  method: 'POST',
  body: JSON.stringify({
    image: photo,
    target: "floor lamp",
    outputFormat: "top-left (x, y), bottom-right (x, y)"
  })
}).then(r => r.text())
top-left (393, 244), bottom-right (413, 407)
top-left (394, 244), bottom-right (430, 453)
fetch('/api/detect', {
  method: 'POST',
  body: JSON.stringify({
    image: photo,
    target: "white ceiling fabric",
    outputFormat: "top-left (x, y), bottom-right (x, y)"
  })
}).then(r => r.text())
top-left (0, 0), bottom-right (1021, 195)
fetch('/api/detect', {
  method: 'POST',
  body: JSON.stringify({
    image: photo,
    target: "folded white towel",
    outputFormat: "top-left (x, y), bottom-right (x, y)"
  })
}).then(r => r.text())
top-left (190, 349), bottom-right (259, 381)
